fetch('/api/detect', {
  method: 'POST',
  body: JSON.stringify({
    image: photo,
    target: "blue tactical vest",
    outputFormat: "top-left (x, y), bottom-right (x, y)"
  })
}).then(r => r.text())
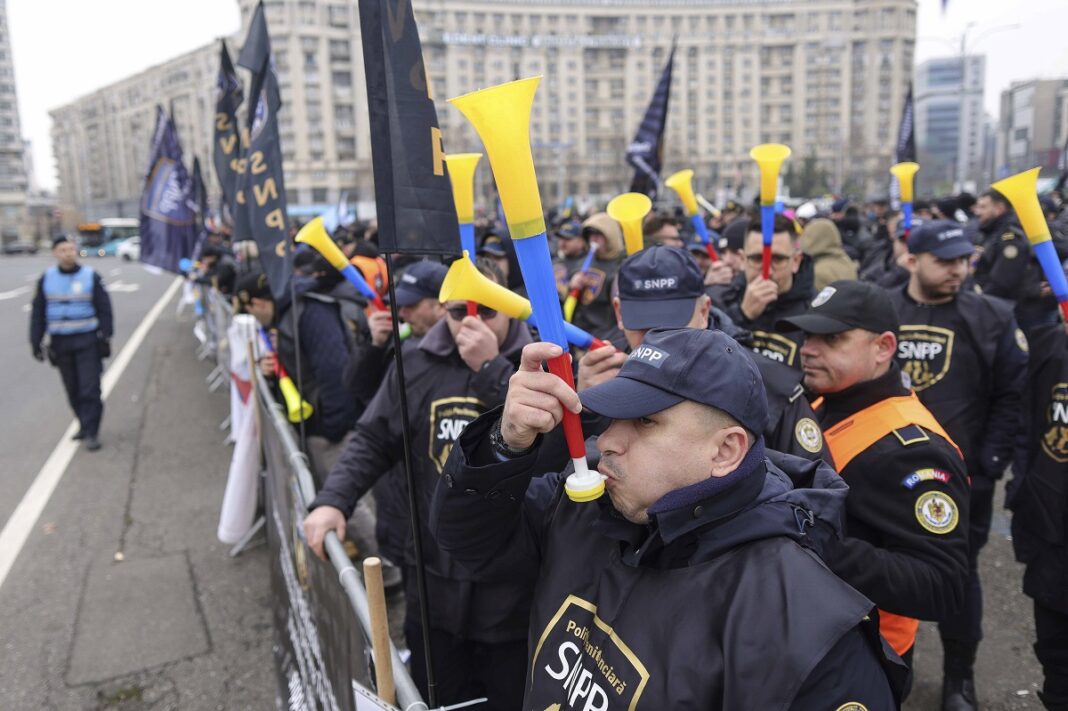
top-left (43, 265), bottom-right (98, 335)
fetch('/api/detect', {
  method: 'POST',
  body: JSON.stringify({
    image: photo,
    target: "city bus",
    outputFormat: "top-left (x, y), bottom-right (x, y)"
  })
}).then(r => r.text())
top-left (77, 218), bottom-right (139, 256)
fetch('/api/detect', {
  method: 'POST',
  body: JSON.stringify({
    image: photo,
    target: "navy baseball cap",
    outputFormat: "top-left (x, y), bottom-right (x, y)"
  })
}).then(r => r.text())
top-left (477, 233), bottom-right (507, 257)
top-left (907, 219), bottom-right (974, 259)
top-left (777, 280), bottom-right (899, 335)
top-left (617, 245), bottom-right (705, 330)
top-left (580, 328), bottom-right (768, 434)
top-left (553, 219), bottom-right (584, 241)
top-left (394, 261), bottom-right (447, 307)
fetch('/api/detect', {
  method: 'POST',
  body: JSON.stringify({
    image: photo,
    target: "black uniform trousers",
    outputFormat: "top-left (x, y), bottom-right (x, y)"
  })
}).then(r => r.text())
top-left (403, 567), bottom-right (526, 711)
top-left (51, 332), bottom-right (103, 437)
top-left (938, 474), bottom-right (996, 648)
top-left (1035, 600), bottom-right (1068, 710)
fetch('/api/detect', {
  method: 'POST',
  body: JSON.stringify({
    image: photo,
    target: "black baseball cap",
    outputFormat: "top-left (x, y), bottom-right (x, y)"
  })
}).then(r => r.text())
top-left (907, 219), bottom-right (974, 259)
top-left (394, 261), bottom-right (447, 307)
top-left (580, 328), bottom-right (768, 434)
top-left (722, 217), bottom-right (750, 252)
top-left (776, 280), bottom-right (899, 335)
top-left (553, 219), bottom-right (584, 241)
top-left (617, 245), bottom-right (705, 330)
top-left (235, 270), bottom-right (273, 306)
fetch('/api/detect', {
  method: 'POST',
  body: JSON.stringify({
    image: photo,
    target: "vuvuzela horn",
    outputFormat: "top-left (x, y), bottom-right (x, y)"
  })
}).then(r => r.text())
top-left (259, 327), bottom-right (313, 424)
top-left (749, 144), bottom-right (792, 279)
top-left (890, 162), bottom-right (921, 238)
top-left (607, 192), bottom-right (653, 256)
top-left (450, 77), bottom-right (602, 502)
top-left (664, 170), bottom-right (719, 261)
top-left (445, 152), bottom-right (483, 317)
top-left (562, 242), bottom-right (599, 323)
top-left (295, 216), bottom-right (387, 311)
top-left (991, 167), bottom-right (1068, 322)
top-left (440, 251), bottom-right (608, 350)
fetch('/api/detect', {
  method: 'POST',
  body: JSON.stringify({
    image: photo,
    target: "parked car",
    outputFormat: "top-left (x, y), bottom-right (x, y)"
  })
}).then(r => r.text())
top-left (2, 240), bottom-right (38, 255)
top-left (117, 236), bottom-right (140, 261)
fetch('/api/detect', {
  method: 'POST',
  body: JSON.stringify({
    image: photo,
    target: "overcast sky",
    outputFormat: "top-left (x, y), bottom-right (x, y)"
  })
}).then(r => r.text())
top-left (9, 0), bottom-right (1068, 192)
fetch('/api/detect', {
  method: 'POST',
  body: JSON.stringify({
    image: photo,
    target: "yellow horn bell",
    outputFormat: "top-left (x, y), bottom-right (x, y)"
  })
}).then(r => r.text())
top-left (664, 169), bottom-right (699, 216)
top-left (295, 216), bottom-right (349, 272)
top-left (444, 153), bottom-right (483, 224)
top-left (439, 251), bottom-right (533, 320)
top-left (991, 167), bottom-right (1048, 242)
top-left (889, 162), bottom-right (921, 203)
top-left (607, 192), bottom-right (653, 255)
top-left (278, 376), bottom-right (314, 424)
top-left (449, 77), bottom-right (545, 239)
top-left (749, 144), bottom-right (792, 204)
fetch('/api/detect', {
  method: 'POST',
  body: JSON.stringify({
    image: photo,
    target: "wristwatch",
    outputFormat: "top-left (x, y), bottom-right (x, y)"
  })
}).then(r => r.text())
top-left (490, 417), bottom-right (535, 458)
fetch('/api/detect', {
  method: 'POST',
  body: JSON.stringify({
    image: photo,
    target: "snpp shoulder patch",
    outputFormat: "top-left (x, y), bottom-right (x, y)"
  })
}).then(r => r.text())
top-left (915, 491), bottom-right (959, 535)
top-left (835, 704), bottom-right (869, 711)
top-left (1015, 328), bottom-right (1029, 353)
top-left (794, 418), bottom-right (824, 454)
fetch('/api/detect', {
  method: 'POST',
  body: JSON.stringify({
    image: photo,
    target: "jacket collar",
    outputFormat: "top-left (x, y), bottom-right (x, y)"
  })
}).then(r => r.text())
top-left (816, 361), bottom-right (909, 428)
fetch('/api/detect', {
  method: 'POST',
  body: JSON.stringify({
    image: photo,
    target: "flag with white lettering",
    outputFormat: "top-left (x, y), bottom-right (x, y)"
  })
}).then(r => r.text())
top-left (237, 1), bottom-right (291, 302)
top-left (139, 106), bottom-right (198, 273)
top-left (212, 40), bottom-right (244, 221)
top-left (357, 0), bottom-right (460, 256)
top-left (627, 45), bottom-right (675, 200)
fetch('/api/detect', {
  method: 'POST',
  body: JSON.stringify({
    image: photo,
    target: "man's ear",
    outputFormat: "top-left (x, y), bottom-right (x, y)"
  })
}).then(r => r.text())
top-left (873, 331), bottom-right (897, 366)
top-left (710, 426), bottom-right (748, 477)
top-left (612, 296), bottom-right (624, 331)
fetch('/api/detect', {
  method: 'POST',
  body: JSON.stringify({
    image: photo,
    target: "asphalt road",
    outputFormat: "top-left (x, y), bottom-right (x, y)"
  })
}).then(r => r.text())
top-left (0, 254), bottom-right (273, 710)
top-left (0, 252), bottom-right (1051, 709)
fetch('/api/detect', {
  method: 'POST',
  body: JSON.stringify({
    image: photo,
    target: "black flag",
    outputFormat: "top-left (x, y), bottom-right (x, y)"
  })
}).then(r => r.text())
top-left (191, 157), bottom-right (208, 229)
top-left (894, 84), bottom-right (916, 163)
top-left (626, 45), bottom-right (675, 200)
top-left (212, 40), bottom-right (244, 218)
top-left (357, 0), bottom-right (459, 256)
top-left (139, 106), bottom-right (198, 273)
top-left (237, 1), bottom-right (291, 302)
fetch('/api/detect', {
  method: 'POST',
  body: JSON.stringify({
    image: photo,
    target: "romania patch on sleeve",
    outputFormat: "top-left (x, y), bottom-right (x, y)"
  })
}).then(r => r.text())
top-left (915, 491), bottom-right (959, 535)
top-left (901, 468), bottom-right (952, 489)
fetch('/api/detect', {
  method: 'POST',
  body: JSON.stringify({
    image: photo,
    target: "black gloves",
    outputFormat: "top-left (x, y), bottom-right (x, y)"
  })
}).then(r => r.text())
top-left (32, 344), bottom-right (44, 362)
top-left (98, 338), bottom-right (111, 359)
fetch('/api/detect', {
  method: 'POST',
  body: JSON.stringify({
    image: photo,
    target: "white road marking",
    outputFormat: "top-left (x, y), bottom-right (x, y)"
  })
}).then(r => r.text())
top-left (0, 276), bottom-right (182, 590)
top-left (105, 280), bottom-right (140, 293)
top-left (21, 303), bottom-right (30, 312)
top-left (0, 285), bottom-right (31, 301)
top-left (108, 268), bottom-right (121, 277)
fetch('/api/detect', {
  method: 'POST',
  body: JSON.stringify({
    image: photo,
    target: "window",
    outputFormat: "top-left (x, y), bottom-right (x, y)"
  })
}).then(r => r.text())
top-left (329, 40), bottom-right (350, 63)
top-left (312, 188), bottom-right (329, 203)
top-left (328, 5), bottom-right (349, 27)
top-left (331, 70), bottom-right (351, 87)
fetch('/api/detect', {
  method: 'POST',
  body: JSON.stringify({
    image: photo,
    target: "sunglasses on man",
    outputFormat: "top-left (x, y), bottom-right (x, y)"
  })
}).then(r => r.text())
top-left (446, 305), bottom-right (498, 321)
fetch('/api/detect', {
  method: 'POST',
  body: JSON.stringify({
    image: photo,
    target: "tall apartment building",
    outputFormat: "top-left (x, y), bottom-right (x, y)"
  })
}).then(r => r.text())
top-left (0, 0), bottom-right (27, 243)
top-left (914, 54), bottom-right (985, 194)
top-left (52, 0), bottom-right (918, 223)
top-left (995, 78), bottom-right (1068, 181)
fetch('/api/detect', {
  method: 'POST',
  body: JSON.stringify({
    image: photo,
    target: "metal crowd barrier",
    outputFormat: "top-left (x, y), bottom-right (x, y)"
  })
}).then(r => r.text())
top-left (196, 283), bottom-right (425, 710)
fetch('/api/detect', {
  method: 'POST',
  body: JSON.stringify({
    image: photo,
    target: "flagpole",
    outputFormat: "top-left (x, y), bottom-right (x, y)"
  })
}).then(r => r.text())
top-left (383, 252), bottom-right (437, 707)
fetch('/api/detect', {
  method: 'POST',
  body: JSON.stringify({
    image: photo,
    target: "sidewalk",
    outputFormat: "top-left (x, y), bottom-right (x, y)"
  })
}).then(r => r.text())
top-left (0, 301), bottom-right (274, 710)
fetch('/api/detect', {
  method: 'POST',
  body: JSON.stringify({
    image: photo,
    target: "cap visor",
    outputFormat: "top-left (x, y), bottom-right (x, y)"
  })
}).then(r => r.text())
top-left (776, 313), bottom-right (854, 334)
top-left (392, 286), bottom-right (425, 307)
top-left (579, 376), bottom-right (684, 420)
top-left (619, 297), bottom-right (698, 330)
top-left (928, 242), bottom-right (975, 259)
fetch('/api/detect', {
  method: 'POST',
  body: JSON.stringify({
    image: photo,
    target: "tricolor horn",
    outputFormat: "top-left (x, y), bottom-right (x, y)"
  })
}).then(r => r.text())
top-left (450, 77), bottom-right (602, 502)
top-left (607, 192), bottom-right (652, 256)
top-left (562, 242), bottom-right (598, 322)
top-left (295, 216), bottom-right (387, 311)
top-left (991, 167), bottom-right (1068, 322)
top-left (445, 152), bottom-right (484, 317)
top-left (890, 162), bottom-right (920, 237)
top-left (259, 327), bottom-right (313, 424)
top-left (749, 144), bottom-right (792, 278)
top-left (664, 170), bottom-right (718, 261)
top-left (439, 252), bottom-right (606, 350)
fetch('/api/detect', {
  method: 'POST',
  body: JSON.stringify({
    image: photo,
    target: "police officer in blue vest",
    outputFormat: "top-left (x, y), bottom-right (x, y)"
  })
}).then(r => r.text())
top-left (29, 235), bottom-right (113, 451)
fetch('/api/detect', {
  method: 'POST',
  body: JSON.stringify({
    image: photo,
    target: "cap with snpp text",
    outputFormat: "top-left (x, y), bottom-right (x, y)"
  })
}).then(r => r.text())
top-left (580, 327), bottom-right (768, 434)
top-left (617, 245), bottom-right (705, 330)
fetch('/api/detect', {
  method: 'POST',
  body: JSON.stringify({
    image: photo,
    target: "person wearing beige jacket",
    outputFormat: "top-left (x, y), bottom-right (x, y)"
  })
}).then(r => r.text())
top-left (801, 218), bottom-right (858, 291)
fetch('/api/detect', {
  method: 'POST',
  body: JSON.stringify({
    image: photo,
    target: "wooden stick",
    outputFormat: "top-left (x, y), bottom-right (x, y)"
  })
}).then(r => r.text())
top-left (363, 557), bottom-right (396, 705)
